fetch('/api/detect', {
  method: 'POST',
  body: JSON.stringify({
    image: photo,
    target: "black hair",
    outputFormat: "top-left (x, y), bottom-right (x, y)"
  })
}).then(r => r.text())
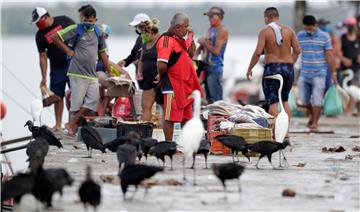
top-left (264, 7), bottom-right (279, 18)
top-left (303, 15), bottom-right (317, 26)
top-left (78, 4), bottom-right (96, 18)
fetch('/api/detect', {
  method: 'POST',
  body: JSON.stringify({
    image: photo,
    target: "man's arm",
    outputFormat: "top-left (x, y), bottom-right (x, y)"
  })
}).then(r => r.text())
top-left (99, 52), bottom-right (113, 77)
top-left (39, 52), bottom-right (48, 86)
top-left (246, 29), bottom-right (266, 80)
top-left (325, 49), bottom-right (337, 83)
top-left (51, 33), bottom-right (74, 57)
top-left (198, 27), bottom-right (228, 56)
top-left (291, 30), bottom-right (301, 64)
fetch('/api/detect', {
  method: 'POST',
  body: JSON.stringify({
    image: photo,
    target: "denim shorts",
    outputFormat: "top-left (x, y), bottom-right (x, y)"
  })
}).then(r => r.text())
top-left (50, 68), bottom-right (69, 98)
top-left (262, 63), bottom-right (294, 105)
top-left (297, 75), bottom-right (326, 107)
top-left (204, 65), bottom-right (223, 103)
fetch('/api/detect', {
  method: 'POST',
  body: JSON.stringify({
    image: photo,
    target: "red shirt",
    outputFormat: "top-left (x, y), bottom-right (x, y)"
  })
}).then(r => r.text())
top-left (157, 33), bottom-right (203, 108)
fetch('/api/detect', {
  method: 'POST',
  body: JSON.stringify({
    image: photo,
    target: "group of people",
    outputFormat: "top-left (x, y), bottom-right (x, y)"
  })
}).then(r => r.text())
top-left (247, 7), bottom-right (359, 133)
top-left (33, 4), bottom-right (217, 140)
top-left (33, 4), bottom-right (358, 139)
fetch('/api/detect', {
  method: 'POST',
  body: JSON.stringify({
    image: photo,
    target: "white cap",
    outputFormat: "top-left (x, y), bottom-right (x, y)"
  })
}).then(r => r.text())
top-left (129, 13), bottom-right (150, 26)
top-left (31, 7), bottom-right (48, 23)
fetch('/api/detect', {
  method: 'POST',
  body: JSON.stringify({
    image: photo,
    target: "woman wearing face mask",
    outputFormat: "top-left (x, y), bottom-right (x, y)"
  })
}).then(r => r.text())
top-left (339, 17), bottom-right (360, 115)
top-left (117, 13), bottom-right (150, 70)
top-left (136, 18), bottom-right (161, 121)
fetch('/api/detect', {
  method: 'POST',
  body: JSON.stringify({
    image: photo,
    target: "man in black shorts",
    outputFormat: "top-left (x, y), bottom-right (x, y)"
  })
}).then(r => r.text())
top-left (32, 7), bottom-right (75, 131)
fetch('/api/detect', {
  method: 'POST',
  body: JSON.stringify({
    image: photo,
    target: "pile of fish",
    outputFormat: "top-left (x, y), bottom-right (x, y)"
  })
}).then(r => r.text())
top-left (205, 101), bottom-right (274, 132)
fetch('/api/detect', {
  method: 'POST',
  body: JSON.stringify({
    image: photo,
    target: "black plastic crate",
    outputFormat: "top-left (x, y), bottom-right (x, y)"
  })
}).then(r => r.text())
top-left (116, 122), bottom-right (154, 138)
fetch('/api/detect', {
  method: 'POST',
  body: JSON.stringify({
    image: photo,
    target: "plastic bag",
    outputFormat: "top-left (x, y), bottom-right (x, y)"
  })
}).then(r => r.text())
top-left (324, 85), bottom-right (343, 116)
top-left (288, 88), bottom-right (305, 117)
top-left (112, 97), bottom-right (132, 118)
top-left (336, 84), bottom-right (350, 110)
top-left (40, 85), bottom-right (60, 107)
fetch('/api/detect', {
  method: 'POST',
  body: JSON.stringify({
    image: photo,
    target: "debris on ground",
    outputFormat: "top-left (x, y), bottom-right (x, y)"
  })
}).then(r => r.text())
top-left (141, 178), bottom-right (183, 186)
top-left (282, 188), bottom-right (296, 197)
top-left (349, 135), bottom-right (360, 138)
top-left (345, 155), bottom-right (353, 160)
top-left (293, 162), bottom-right (306, 167)
top-left (351, 146), bottom-right (360, 152)
top-left (321, 146), bottom-right (346, 153)
top-left (73, 145), bottom-right (81, 149)
top-left (100, 175), bottom-right (119, 185)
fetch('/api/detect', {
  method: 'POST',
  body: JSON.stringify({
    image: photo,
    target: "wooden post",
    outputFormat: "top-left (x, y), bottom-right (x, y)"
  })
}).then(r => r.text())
top-left (294, 1), bottom-right (307, 33)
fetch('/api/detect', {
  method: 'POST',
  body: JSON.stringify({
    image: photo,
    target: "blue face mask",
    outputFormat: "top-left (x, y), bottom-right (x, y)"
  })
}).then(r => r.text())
top-left (82, 21), bottom-right (95, 31)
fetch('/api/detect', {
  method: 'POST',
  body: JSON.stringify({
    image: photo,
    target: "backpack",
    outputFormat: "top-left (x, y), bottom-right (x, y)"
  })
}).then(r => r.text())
top-left (67, 24), bottom-right (102, 62)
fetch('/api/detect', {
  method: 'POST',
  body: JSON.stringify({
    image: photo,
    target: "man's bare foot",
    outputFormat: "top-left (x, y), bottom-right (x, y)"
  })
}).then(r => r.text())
top-left (306, 119), bottom-right (313, 128)
top-left (309, 124), bottom-right (318, 133)
top-left (65, 123), bottom-right (76, 137)
top-left (52, 125), bottom-right (63, 132)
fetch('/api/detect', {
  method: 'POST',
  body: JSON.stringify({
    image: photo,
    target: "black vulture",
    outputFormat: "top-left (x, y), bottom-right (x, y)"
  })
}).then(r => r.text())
top-left (79, 166), bottom-right (101, 210)
top-left (31, 166), bottom-right (56, 208)
top-left (128, 131), bottom-right (143, 161)
top-left (119, 164), bottom-right (163, 200)
top-left (117, 144), bottom-right (137, 170)
top-left (215, 134), bottom-right (250, 162)
top-left (191, 139), bottom-right (210, 169)
top-left (24, 120), bottom-right (63, 148)
top-left (26, 137), bottom-right (49, 169)
top-left (140, 138), bottom-right (158, 162)
top-left (44, 168), bottom-right (74, 197)
top-left (79, 116), bottom-right (106, 158)
top-left (1, 172), bottom-right (34, 204)
top-left (149, 141), bottom-right (177, 169)
top-left (212, 163), bottom-right (245, 199)
top-left (104, 136), bottom-right (128, 152)
top-left (247, 140), bottom-right (290, 169)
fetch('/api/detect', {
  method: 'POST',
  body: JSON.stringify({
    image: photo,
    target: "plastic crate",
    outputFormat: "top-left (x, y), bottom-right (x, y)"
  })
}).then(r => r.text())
top-left (208, 130), bottom-right (231, 155)
top-left (116, 121), bottom-right (153, 138)
top-left (230, 128), bottom-right (273, 144)
top-left (207, 114), bottom-right (231, 155)
top-left (77, 127), bottom-right (117, 144)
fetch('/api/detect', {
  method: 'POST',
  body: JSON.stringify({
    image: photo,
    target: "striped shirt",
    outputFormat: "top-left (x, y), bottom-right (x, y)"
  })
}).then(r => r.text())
top-left (297, 28), bottom-right (332, 77)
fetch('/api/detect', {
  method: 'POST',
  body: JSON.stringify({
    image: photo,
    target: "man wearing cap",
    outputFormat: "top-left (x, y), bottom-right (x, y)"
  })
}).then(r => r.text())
top-left (32, 7), bottom-right (75, 132)
top-left (339, 17), bottom-right (360, 115)
top-left (198, 6), bottom-right (228, 103)
top-left (297, 15), bottom-right (337, 132)
top-left (118, 13), bottom-right (150, 70)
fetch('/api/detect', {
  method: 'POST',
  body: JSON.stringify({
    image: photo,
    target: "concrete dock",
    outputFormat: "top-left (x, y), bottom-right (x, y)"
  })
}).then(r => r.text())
top-left (10, 116), bottom-right (360, 211)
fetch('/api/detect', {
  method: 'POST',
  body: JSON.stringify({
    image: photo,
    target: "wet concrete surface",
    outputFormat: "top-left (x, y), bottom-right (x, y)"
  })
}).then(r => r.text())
top-left (11, 116), bottom-right (360, 211)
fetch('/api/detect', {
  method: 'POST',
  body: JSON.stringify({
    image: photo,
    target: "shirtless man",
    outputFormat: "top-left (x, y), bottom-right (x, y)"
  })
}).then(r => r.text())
top-left (247, 7), bottom-right (301, 124)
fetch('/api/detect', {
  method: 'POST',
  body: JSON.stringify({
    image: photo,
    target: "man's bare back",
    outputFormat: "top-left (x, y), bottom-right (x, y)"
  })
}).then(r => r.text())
top-left (263, 23), bottom-right (300, 64)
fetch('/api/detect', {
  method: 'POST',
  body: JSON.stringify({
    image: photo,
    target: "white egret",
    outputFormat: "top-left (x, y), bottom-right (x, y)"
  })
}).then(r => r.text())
top-left (264, 74), bottom-right (289, 167)
top-left (30, 99), bottom-right (43, 125)
top-left (177, 90), bottom-right (204, 185)
top-left (342, 69), bottom-right (360, 102)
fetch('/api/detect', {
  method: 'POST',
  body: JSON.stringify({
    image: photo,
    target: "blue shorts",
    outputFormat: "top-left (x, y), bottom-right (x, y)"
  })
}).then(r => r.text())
top-left (298, 75), bottom-right (326, 107)
top-left (50, 68), bottom-right (69, 98)
top-left (262, 63), bottom-right (294, 105)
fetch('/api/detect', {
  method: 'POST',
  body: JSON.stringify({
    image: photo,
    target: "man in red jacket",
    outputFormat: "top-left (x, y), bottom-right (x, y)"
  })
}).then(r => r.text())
top-left (155, 13), bottom-right (203, 141)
